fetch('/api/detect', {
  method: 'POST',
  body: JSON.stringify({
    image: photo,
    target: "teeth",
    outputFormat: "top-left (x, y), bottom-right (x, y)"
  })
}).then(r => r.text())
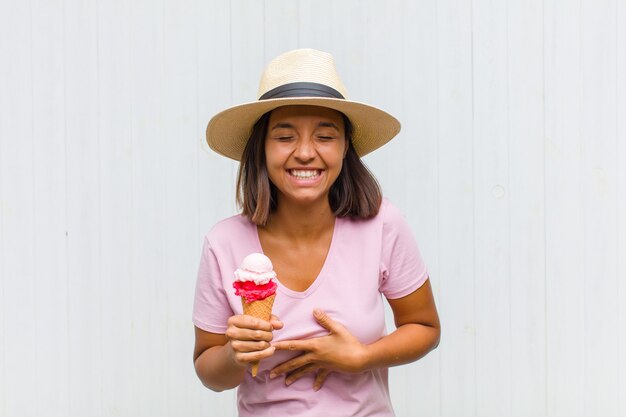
top-left (290, 169), bottom-right (319, 179)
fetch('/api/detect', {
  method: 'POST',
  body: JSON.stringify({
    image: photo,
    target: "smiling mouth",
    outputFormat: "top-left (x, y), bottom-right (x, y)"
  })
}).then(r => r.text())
top-left (288, 169), bottom-right (321, 180)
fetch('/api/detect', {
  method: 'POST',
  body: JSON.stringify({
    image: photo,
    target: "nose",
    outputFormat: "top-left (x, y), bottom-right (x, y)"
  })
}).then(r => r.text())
top-left (293, 135), bottom-right (316, 163)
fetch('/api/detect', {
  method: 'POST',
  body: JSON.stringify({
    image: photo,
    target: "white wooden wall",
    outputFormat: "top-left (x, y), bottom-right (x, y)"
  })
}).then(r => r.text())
top-left (0, 1), bottom-right (624, 416)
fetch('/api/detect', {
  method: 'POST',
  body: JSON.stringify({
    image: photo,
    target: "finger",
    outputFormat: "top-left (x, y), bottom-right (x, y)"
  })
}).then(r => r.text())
top-left (269, 315), bottom-right (284, 330)
top-left (313, 309), bottom-right (344, 333)
top-left (226, 326), bottom-right (274, 343)
top-left (228, 314), bottom-right (273, 332)
top-left (234, 345), bottom-right (276, 365)
top-left (230, 339), bottom-right (272, 353)
top-left (270, 352), bottom-right (315, 378)
top-left (313, 369), bottom-right (331, 391)
top-left (285, 364), bottom-right (317, 386)
top-left (272, 339), bottom-right (314, 352)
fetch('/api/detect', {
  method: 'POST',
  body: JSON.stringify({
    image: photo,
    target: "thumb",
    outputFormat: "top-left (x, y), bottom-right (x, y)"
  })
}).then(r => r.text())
top-left (313, 309), bottom-right (343, 333)
top-left (269, 314), bottom-right (284, 330)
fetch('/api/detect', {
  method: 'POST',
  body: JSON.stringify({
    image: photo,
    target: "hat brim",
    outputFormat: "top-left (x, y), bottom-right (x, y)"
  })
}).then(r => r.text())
top-left (206, 97), bottom-right (401, 161)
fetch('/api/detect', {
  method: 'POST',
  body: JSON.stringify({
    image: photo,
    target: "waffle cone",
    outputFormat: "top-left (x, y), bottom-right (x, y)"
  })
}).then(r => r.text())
top-left (241, 294), bottom-right (276, 377)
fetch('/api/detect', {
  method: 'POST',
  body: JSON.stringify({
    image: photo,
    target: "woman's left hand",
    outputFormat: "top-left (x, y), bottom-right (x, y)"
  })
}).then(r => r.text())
top-left (269, 309), bottom-right (369, 390)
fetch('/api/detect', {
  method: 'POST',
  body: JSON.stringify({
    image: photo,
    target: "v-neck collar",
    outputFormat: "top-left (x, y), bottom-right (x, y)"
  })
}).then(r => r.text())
top-left (252, 216), bottom-right (341, 299)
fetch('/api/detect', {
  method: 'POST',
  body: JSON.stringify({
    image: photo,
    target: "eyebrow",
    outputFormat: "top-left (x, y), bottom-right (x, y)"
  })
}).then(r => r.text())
top-left (318, 121), bottom-right (340, 130)
top-left (270, 121), bottom-right (340, 130)
top-left (270, 122), bottom-right (295, 130)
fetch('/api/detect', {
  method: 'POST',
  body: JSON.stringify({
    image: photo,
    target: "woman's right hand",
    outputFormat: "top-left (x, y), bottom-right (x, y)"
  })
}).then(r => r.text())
top-left (225, 314), bottom-right (283, 367)
top-left (193, 315), bottom-right (283, 391)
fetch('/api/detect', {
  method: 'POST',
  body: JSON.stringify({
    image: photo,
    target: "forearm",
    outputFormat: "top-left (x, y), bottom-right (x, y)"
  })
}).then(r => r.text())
top-left (194, 342), bottom-right (246, 392)
top-left (361, 323), bottom-right (440, 371)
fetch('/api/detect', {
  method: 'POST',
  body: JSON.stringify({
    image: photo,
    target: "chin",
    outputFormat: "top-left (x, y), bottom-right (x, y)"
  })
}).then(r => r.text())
top-left (280, 192), bottom-right (329, 207)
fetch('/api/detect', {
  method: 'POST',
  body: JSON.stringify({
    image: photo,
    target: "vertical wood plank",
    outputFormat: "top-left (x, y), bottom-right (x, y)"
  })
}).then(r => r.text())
top-left (231, 0), bottom-right (265, 104)
top-left (507, 1), bottom-right (547, 416)
top-left (64, 0), bottom-right (102, 415)
top-left (31, 0), bottom-right (69, 415)
top-left (197, 1), bottom-right (237, 238)
top-left (162, 0), bottom-right (201, 415)
top-left (97, 0), bottom-right (134, 415)
top-left (0, 73), bottom-right (3, 413)
top-left (129, 0), bottom-right (167, 415)
top-left (328, 0), bottom-right (366, 98)
top-left (297, 0), bottom-right (333, 51)
top-left (544, 1), bottom-right (585, 416)
top-left (264, 0), bottom-right (299, 60)
top-left (580, 0), bottom-right (619, 415)
top-left (436, 0), bottom-right (476, 416)
top-left (615, 1), bottom-right (626, 417)
top-left (360, 0), bottom-right (405, 206)
top-left (618, 3), bottom-right (626, 416)
top-left (472, 1), bottom-right (511, 416)
top-left (397, 1), bottom-right (441, 416)
top-left (0, 0), bottom-right (3, 395)
top-left (0, 1), bottom-right (37, 416)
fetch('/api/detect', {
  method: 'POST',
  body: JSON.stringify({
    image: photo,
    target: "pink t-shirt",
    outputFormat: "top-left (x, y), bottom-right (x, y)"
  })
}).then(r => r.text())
top-left (193, 199), bottom-right (429, 417)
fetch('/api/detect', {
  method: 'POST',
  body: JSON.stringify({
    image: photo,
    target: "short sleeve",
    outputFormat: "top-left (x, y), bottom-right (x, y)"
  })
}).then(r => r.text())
top-left (379, 202), bottom-right (429, 299)
top-left (192, 236), bottom-right (233, 333)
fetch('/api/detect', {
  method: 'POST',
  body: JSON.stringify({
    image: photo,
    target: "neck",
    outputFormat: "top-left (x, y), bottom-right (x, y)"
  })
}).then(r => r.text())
top-left (264, 198), bottom-right (335, 240)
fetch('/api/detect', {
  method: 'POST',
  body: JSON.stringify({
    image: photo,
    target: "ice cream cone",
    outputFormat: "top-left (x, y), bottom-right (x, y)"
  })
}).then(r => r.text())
top-left (241, 294), bottom-right (276, 377)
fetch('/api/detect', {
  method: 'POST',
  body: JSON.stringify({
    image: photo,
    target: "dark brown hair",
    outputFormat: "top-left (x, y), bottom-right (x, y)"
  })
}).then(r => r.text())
top-left (236, 110), bottom-right (382, 225)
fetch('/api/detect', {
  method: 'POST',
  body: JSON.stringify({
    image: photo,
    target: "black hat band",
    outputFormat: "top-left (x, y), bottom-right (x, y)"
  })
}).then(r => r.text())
top-left (259, 82), bottom-right (345, 100)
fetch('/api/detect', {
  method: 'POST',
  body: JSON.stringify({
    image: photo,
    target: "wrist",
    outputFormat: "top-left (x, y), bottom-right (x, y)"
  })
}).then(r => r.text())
top-left (357, 343), bottom-right (374, 372)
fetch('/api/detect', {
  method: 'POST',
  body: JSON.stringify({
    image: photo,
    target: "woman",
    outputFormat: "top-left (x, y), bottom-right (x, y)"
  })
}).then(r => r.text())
top-left (193, 49), bottom-right (440, 416)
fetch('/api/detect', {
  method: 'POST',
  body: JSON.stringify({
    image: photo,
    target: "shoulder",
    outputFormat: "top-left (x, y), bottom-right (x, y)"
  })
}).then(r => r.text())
top-left (200, 214), bottom-right (258, 272)
top-left (379, 198), bottom-right (411, 232)
top-left (204, 213), bottom-right (255, 247)
top-left (340, 197), bottom-right (405, 225)
top-left (339, 198), bottom-right (408, 237)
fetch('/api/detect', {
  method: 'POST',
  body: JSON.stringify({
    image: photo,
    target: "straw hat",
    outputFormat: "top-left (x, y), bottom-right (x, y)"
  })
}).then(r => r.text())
top-left (206, 48), bottom-right (401, 161)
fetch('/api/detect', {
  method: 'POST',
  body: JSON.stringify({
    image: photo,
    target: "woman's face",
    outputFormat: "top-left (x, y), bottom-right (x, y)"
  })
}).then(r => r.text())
top-left (264, 105), bottom-right (347, 208)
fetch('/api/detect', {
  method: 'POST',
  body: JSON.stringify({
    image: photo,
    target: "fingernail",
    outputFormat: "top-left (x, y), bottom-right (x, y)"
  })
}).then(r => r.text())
top-left (285, 379), bottom-right (292, 386)
top-left (269, 372), bottom-right (276, 379)
top-left (313, 384), bottom-right (320, 392)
